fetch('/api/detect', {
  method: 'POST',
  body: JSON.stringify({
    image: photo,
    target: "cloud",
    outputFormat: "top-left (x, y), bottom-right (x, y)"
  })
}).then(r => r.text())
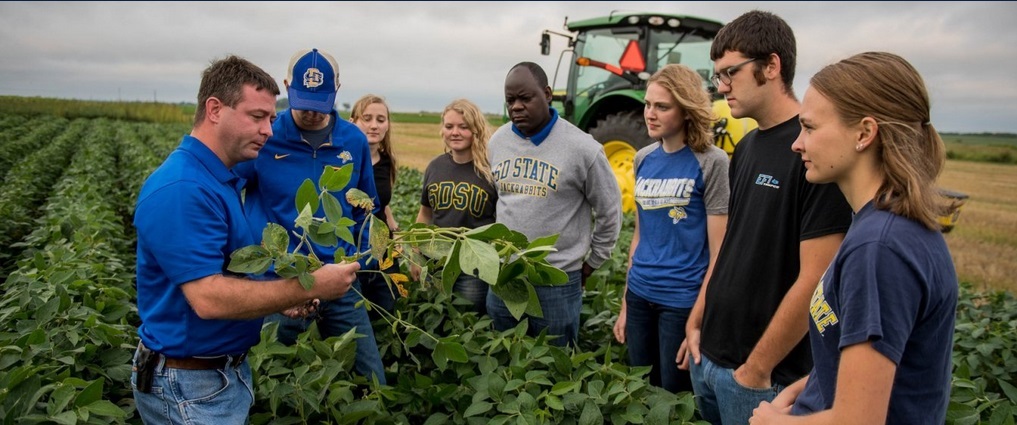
top-left (0, 1), bottom-right (1014, 132)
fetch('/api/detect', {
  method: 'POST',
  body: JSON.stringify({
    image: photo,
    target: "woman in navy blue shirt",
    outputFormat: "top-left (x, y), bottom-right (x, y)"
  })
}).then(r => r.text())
top-left (751, 51), bottom-right (958, 425)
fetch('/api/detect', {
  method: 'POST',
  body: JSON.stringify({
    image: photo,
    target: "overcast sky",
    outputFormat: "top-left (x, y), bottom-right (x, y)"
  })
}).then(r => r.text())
top-left (1, 1), bottom-right (1014, 133)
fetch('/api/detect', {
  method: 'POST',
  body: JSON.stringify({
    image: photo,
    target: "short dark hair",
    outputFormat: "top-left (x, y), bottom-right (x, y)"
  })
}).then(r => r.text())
top-left (711, 10), bottom-right (797, 94)
top-left (194, 55), bottom-right (279, 127)
top-left (509, 61), bottom-right (549, 88)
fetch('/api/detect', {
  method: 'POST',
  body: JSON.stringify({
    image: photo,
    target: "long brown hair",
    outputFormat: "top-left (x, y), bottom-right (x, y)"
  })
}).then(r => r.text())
top-left (811, 51), bottom-right (947, 230)
top-left (350, 94), bottom-right (397, 184)
top-left (441, 99), bottom-right (493, 184)
top-left (646, 64), bottom-right (715, 152)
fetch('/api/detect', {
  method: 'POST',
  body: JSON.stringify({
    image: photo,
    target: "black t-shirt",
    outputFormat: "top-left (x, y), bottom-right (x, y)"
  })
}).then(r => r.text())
top-left (699, 116), bottom-right (852, 386)
top-left (372, 152), bottom-right (394, 223)
top-left (420, 153), bottom-right (496, 229)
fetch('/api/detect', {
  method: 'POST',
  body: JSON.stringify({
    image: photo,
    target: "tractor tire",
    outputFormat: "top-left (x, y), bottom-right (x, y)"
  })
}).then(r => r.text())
top-left (588, 111), bottom-right (654, 213)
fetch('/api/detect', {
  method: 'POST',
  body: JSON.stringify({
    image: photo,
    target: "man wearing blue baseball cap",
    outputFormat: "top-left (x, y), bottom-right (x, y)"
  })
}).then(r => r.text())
top-left (234, 48), bottom-right (386, 385)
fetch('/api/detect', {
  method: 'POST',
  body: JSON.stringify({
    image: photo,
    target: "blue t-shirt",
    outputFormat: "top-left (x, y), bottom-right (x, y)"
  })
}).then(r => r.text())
top-left (792, 202), bottom-right (957, 423)
top-left (627, 143), bottom-right (729, 309)
top-left (134, 136), bottom-right (262, 357)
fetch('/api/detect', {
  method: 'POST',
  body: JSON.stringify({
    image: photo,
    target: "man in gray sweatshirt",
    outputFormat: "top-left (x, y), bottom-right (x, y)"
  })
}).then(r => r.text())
top-left (486, 62), bottom-right (622, 347)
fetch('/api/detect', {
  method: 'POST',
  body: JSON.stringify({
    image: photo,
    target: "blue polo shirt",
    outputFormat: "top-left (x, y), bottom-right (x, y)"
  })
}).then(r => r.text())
top-left (134, 135), bottom-right (262, 357)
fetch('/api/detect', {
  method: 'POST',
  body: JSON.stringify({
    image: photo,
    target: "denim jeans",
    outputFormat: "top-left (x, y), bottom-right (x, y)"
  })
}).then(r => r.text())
top-left (690, 354), bottom-right (782, 425)
top-left (358, 258), bottom-right (401, 318)
top-left (267, 281), bottom-right (387, 385)
top-left (453, 275), bottom-right (489, 315)
top-left (487, 270), bottom-right (582, 347)
top-left (131, 348), bottom-right (254, 424)
top-left (624, 291), bottom-right (692, 394)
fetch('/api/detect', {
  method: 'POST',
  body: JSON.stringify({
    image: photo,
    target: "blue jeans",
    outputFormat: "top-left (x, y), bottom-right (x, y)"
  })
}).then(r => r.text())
top-left (690, 354), bottom-right (782, 425)
top-left (624, 291), bottom-right (692, 394)
top-left (358, 259), bottom-right (401, 318)
top-left (487, 271), bottom-right (582, 347)
top-left (131, 348), bottom-right (254, 424)
top-left (268, 282), bottom-right (386, 385)
top-left (453, 275), bottom-right (489, 315)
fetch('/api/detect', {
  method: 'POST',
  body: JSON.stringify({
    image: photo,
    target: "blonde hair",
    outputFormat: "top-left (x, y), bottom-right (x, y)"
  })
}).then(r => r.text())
top-left (646, 64), bottom-right (715, 152)
top-left (350, 94), bottom-right (397, 184)
top-left (441, 98), bottom-right (493, 184)
top-left (811, 51), bottom-right (947, 230)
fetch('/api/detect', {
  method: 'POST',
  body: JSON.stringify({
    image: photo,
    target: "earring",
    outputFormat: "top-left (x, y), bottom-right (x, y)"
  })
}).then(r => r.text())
top-left (856, 144), bottom-right (864, 151)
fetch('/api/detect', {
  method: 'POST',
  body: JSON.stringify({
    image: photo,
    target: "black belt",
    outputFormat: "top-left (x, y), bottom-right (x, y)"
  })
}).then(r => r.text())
top-left (163, 352), bottom-right (247, 370)
top-left (138, 341), bottom-right (247, 370)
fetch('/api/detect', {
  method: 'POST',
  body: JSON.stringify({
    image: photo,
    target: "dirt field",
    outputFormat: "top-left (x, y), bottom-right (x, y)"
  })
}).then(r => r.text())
top-left (938, 161), bottom-right (1017, 293)
top-left (392, 121), bottom-right (1017, 293)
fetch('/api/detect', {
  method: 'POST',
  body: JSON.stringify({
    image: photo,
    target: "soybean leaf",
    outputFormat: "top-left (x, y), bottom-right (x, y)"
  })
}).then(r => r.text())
top-left (526, 234), bottom-right (559, 249)
top-left (441, 241), bottom-right (461, 294)
top-left (47, 382), bottom-right (75, 416)
top-left (298, 272), bottom-right (315, 291)
top-left (579, 399), bottom-right (604, 425)
top-left (459, 238), bottom-right (499, 285)
top-left (1000, 380), bottom-right (1017, 403)
top-left (529, 262), bottom-right (569, 285)
top-left (464, 223), bottom-right (510, 241)
top-left (275, 261), bottom-right (298, 279)
top-left (497, 258), bottom-right (527, 286)
top-left (74, 379), bottom-right (103, 407)
top-left (420, 238), bottom-right (455, 260)
top-left (317, 221), bottom-right (335, 235)
top-left (369, 215), bottom-right (390, 262)
top-left (307, 222), bottom-right (338, 247)
top-left (464, 401), bottom-right (494, 418)
top-left (50, 411), bottom-right (76, 425)
top-left (432, 342), bottom-right (448, 370)
top-left (335, 224), bottom-right (354, 246)
top-left (489, 277), bottom-right (532, 320)
top-left (295, 179), bottom-right (319, 215)
top-left (346, 188), bottom-right (375, 211)
top-left (321, 191), bottom-right (343, 223)
top-left (319, 163), bottom-right (352, 192)
top-left (504, 229), bottom-right (530, 247)
top-left (262, 223), bottom-right (290, 256)
top-left (524, 282), bottom-right (543, 318)
top-left (439, 338), bottom-right (468, 363)
top-left (294, 204), bottom-right (314, 231)
top-left (228, 246), bottom-right (271, 274)
top-left (83, 400), bottom-right (127, 418)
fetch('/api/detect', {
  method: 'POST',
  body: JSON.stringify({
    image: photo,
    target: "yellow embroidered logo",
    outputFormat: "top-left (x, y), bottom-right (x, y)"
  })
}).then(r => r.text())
top-left (338, 151), bottom-right (352, 162)
top-left (274, 153), bottom-right (290, 160)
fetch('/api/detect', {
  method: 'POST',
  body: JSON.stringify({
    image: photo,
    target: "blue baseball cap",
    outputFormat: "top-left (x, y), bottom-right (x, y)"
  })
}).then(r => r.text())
top-left (286, 48), bottom-right (340, 113)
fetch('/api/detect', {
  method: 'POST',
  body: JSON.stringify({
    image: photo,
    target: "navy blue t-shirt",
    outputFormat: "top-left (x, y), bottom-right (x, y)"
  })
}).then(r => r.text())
top-left (792, 202), bottom-right (957, 423)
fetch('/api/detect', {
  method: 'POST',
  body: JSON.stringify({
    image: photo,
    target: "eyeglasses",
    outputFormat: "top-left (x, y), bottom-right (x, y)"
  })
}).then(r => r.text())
top-left (710, 57), bottom-right (760, 87)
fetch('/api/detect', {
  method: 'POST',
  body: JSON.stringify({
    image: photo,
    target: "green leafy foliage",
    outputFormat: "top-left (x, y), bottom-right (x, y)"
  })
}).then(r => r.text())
top-left (948, 284), bottom-right (1017, 424)
top-left (0, 114), bottom-right (1012, 424)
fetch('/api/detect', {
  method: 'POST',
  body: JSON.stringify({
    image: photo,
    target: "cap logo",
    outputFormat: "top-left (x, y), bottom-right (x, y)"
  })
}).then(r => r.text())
top-left (303, 68), bottom-right (324, 89)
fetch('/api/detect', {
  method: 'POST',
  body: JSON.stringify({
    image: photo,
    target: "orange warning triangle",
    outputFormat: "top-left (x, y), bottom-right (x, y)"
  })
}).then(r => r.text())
top-left (619, 40), bottom-right (645, 73)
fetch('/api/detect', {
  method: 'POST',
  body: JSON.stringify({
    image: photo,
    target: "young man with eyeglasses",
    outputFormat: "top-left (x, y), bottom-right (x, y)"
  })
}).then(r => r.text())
top-left (675, 11), bottom-right (852, 425)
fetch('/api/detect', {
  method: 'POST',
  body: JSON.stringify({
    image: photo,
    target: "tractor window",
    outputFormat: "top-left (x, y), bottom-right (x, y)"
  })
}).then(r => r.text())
top-left (649, 28), bottom-right (714, 90)
top-left (574, 28), bottom-right (639, 99)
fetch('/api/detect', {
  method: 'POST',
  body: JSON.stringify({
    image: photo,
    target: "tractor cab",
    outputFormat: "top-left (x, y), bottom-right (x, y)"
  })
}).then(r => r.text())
top-left (541, 12), bottom-right (756, 212)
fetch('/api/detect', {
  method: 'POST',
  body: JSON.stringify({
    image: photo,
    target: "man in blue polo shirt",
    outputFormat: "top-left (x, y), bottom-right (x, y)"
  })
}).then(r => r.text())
top-left (234, 48), bottom-right (386, 384)
top-left (131, 55), bottom-right (360, 424)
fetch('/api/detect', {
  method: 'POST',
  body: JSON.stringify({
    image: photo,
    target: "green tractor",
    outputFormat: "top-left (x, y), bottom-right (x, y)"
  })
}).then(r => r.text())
top-left (540, 12), bottom-right (756, 212)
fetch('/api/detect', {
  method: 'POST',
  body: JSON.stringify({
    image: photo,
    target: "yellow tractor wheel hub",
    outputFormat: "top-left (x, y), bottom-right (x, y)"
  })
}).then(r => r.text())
top-left (603, 140), bottom-right (637, 213)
